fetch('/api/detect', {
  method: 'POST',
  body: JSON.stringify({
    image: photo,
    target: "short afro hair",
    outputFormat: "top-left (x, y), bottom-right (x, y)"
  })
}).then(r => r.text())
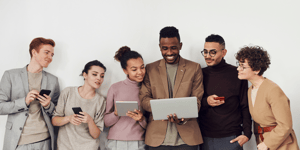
top-left (159, 26), bottom-right (180, 42)
top-left (205, 34), bottom-right (225, 48)
top-left (235, 46), bottom-right (270, 76)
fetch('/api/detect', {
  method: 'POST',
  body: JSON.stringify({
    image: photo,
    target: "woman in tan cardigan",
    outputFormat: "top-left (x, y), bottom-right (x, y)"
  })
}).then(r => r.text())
top-left (235, 46), bottom-right (299, 150)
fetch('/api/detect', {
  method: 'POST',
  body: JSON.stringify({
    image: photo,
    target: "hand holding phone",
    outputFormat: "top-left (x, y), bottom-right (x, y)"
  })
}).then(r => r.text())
top-left (214, 97), bottom-right (225, 101)
top-left (207, 95), bottom-right (225, 107)
top-left (25, 90), bottom-right (39, 105)
top-left (69, 114), bottom-right (82, 126)
top-left (77, 112), bottom-right (93, 124)
top-left (37, 89), bottom-right (52, 107)
top-left (72, 107), bottom-right (83, 115)
top-left (39, 89), bottom-right (51, 98)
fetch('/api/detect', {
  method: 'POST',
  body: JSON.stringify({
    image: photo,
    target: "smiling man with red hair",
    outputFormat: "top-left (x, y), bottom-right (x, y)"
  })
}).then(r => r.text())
top-left (0, 37), bottom-right (60, 150)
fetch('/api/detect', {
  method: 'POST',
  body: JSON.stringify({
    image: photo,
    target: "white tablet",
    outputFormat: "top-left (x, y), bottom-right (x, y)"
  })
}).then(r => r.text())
top-left (116, 101), bottom-right (139, 116)
top-left (150, 97), bottom-right (198, 120)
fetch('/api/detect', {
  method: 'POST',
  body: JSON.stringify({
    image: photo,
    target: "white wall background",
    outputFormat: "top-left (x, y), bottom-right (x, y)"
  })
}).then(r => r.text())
top-left (0, 0), bottom-right (299, 149)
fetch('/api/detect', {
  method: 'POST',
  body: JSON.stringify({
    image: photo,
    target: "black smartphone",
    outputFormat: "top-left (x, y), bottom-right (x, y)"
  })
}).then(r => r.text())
top-left (39, 89), bottom-right (51, 98)
top-left (72, 107), bottom-right (83, 115)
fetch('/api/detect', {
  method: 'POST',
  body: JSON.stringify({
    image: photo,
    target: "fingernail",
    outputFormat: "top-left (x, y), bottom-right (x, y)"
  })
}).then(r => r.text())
top-left (230, 141), bottom-right (232, 143)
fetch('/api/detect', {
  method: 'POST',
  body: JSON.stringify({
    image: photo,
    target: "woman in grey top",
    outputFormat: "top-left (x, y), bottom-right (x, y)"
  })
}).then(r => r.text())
top-left (52, 60), bottom-right (106, 150)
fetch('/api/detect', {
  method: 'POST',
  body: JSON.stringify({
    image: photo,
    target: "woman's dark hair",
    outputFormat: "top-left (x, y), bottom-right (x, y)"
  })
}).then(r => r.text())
top-left (114, 46), bottom-right (143, 69)
top-left (235, 46), bottom-right (270, 76)
top-left (80, 60), bottom-right (106, 76)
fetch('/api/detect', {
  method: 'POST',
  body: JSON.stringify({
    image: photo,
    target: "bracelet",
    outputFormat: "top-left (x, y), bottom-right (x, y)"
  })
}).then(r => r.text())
top-left (177, 120), bottom-right (187, 125)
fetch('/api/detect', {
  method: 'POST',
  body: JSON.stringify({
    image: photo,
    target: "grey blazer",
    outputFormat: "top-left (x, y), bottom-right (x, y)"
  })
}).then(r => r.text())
top-left (0, 66), bottom-right (60, 150)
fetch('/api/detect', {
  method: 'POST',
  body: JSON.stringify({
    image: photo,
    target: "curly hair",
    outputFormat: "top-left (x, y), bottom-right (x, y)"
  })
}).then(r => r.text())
top-left (114, 46), bottom-right (143, 69)
top-left (235, 46), bottom-right (271, 76)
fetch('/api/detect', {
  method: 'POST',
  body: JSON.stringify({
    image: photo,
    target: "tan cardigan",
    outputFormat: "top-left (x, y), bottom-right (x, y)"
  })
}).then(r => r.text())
top-left (248, 78), bottom-right (299, 150)
top-left (139, 57), bottom-right (204, 147)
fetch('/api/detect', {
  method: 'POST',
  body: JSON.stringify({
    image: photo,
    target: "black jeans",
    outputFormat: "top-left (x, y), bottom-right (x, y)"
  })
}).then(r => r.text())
top-left (200, 135), bottom-right (243, 150)
top-left (148, 144), bottom-right (199, 150)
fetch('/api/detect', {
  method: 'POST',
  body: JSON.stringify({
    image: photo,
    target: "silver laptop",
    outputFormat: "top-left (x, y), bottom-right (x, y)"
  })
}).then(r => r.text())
top-left (150, 97), bottom-right (198, 120)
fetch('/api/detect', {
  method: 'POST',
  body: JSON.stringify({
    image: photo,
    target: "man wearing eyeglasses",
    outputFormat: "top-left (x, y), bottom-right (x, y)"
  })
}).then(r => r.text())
top-left (198, 34), bottom-right (252, 150)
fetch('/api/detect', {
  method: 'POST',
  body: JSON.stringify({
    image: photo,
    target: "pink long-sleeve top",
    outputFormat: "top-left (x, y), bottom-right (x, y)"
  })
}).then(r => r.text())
top-left (104, 77), bottom-right (147, 141)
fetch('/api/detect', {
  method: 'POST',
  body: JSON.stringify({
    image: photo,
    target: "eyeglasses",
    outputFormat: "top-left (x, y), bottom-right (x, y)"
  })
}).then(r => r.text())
top-left (201, 49), bottom-right (223, 57)
top-left (236, 61), bottom-right (251, 71)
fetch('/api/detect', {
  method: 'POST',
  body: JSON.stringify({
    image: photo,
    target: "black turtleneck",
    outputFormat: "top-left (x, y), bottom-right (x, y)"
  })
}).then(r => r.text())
top-left (198, 59), bottom-right (252, 139)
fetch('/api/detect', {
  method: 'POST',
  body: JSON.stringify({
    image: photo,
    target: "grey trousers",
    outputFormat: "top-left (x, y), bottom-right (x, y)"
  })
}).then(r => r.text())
top-left (16, 139), bottom-right (51, 150)
top-left (107, 140), bottom-right (145, 150)
top-left (200, 135), bottom-right (243, 150)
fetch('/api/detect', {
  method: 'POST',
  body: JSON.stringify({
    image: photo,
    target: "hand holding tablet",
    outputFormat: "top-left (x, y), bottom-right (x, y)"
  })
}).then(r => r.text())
top-left (126, 109), bottom-right (144, 122)
top-left (115, 101), bottom-right (139, 116)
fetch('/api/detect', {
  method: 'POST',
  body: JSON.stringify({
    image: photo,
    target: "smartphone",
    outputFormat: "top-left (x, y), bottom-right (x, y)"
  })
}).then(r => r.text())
top-left (72, 107), bottom-right (83, 115)
top-left (214, 97), bottom-right (225, 101)
top-left (39, 89), bottom-right (51, 98)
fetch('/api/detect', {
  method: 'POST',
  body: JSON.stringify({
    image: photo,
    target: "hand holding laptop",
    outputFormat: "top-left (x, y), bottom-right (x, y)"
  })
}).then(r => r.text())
top-left (150, 97), bottom-right (198, 122)
top-left (164, 113), bottom-right (185, 124)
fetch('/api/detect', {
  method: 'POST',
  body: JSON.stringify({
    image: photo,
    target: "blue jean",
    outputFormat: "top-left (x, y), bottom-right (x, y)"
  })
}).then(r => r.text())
top-left (200, 135), bottom-right (243, 150)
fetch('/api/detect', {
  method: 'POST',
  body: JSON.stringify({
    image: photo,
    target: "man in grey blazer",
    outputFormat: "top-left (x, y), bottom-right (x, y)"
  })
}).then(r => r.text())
top-left (0, 37), bottom-right (60, 150)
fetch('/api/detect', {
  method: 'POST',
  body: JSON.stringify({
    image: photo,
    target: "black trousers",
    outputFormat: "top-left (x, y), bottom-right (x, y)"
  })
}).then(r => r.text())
top-left (148, 144), bottom-right (199, 150)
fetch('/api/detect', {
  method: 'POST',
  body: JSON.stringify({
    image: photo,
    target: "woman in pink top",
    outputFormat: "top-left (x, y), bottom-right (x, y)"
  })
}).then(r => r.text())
top-left (104, 46), bottom-right (147, 150)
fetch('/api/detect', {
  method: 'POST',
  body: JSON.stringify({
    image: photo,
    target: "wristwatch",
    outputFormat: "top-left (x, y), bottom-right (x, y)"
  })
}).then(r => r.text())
top-left (177, 120), bottom-right (187, 125)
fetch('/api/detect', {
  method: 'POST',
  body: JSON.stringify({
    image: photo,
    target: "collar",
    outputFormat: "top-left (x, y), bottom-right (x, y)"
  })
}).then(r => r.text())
top-left (207, 58), bottom-right (228, 70)
top-left (123, 76), bottom-right (139, 87)
top-left (159, 56), bottom-right (186, 68)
